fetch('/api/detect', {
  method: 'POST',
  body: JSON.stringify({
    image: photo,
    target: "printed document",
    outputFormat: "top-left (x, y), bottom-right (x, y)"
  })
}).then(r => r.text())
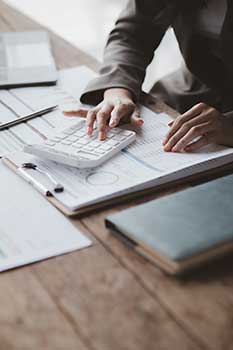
top-left (0, 66), bottom-right (95, 156)
top-left (2, 64), bottom-right (233, 213)
top-left (6, 106), bottom-right (233, 212)
top-left (0, 161), bottom-right (91, 272)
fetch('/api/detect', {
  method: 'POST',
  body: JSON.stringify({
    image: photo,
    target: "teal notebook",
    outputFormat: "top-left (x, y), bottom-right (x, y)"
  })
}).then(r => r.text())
top-left (106, 174), bottom-right (233, 275)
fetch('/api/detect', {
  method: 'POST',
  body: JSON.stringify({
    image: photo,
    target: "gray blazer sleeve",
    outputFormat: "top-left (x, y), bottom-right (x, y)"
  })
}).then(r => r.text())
top-left (80, 0), bottom-right (176, 105)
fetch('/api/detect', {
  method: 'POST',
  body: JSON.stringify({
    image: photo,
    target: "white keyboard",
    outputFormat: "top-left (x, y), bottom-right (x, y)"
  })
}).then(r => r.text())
top-left (24, 120), bottom-right (136, 168)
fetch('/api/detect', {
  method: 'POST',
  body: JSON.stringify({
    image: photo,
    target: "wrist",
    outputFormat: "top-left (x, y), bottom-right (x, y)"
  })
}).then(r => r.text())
top-left (104, 88), bottom-right (133, 100)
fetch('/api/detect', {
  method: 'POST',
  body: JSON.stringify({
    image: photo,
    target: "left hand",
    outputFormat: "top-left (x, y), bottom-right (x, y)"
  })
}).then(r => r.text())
top-left (163, 103), bottom-right (226, 152)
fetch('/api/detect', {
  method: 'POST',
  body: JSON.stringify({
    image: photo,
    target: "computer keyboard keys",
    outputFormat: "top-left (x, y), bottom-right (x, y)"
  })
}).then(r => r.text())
top-left (106, 140), bottom-right (119, 147)
top-left (67, 135), bottom-right (79, 142)
top-left (78, 138), bottom-right (90, 145)
top-left (45, 141), bottom-right (56, 146)
top-left (24, 123), bottom-right (136, 168)
top-left (61, 140), bottom-right (72, 145)
top-left (99, 145), bottom-right (112, 151)
top-left (77, 150), bottom-right (99, 159)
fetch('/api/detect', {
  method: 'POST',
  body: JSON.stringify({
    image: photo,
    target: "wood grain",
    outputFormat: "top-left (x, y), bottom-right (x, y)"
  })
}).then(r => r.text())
top-left (82, 210), bottom-right (233, 350)
top-left (0, 269), bottom-right (88, 350)
top-left (0, 2), bottom-right (201, 350)
top-left (0, 1), bottom-right (232, 350)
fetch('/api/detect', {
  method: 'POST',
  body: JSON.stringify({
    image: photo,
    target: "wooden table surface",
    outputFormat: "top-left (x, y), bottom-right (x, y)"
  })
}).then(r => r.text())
top-left (1, 2), bottom-right (233, 350)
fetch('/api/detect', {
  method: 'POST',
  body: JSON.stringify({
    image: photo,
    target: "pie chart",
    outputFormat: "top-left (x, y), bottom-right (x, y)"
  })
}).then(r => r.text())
top-left (86, 171), bottom-right (119, 186)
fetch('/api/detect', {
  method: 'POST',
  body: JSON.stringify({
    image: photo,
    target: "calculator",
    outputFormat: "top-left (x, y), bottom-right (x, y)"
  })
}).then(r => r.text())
top-left (24, 120), bottom-right (136, 168)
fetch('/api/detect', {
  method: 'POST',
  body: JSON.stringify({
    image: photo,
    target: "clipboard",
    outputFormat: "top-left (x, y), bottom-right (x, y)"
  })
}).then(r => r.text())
top-left (3, 155), bottom-right (233, 218)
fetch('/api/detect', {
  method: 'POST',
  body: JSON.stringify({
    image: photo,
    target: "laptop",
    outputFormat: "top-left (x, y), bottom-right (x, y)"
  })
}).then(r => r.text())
top-left (0, 31), bottom-right (58, 88)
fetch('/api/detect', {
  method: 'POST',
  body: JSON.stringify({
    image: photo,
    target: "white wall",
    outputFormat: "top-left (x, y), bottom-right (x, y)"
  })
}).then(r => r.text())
top-left (5, 0), bottom-right (183, 91)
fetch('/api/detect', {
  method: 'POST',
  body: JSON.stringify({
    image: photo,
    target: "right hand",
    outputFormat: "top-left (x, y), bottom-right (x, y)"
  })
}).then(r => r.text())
top-left (63, 88), bottom-right (143, 140)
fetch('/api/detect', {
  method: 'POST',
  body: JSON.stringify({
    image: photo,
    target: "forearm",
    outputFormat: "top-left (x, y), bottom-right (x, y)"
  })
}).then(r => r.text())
top-left (81, 0), bottom-right (176, 105)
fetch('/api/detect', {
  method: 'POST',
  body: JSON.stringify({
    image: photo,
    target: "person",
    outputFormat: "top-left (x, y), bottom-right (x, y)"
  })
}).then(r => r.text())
top-left (64, 0), bottom-right (233, 153)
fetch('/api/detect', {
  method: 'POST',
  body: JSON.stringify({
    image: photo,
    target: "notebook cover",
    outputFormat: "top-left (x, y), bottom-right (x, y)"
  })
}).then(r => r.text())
top-left (106, 174), bottom-right (233, 262)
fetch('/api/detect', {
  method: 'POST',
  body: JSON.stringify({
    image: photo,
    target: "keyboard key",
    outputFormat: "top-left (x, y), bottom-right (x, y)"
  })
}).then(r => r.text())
top-left (95, 148), bottom-right (106, 154)
top-left (99, 145), bottom-right (112, 151)
top-left (83, 145), bottom-right (95, 151)
top-left (48, 138), bottom-right (61, 143)
top-left (45, 141), bottom-right (56, 146)
top-left (106, 140), bottom-right (119, 147)
top-left (105, 134), bottom-right (114, 139)
top-left (66, 135), bottom-right (79, 142)
top-left (122, 130), bottom-right (132, 136)
top-left (61, 140), bottom-right (72, 145)
top-left (74, 130), bottom-right (85, 137)
top-left (77, 150), bottom-right (99, 159)
top-left (109, 128), bottom-right (121, 134)
top-left (53, 134), bottom-right (67, 140)
top-left (72, 143), bottom-right (82, 149)
top-left (112, 135), bottom-right (126, 141)
top-left (63, 128), bottom-right (75, 135)
top-left (76, 138), bottom-right (90, 145)
top-left (89, 141), bottom-right (101, 148)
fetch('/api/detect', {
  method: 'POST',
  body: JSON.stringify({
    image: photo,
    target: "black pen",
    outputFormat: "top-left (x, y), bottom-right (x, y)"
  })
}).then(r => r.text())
top-left (0, 104), bottom-right (58, 131)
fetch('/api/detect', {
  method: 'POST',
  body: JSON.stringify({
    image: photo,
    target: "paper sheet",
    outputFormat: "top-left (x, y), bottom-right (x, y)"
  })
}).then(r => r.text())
top-left (124, 108), bottom-right (233, 173)
top-left (3, 65), bottom-right (233, 212)
top-left (0, 66), bottom-right (96, 156)
top-left (7, 106), bottom-right (233, 212)
top-left (0, 161), bottom-right (91, 272)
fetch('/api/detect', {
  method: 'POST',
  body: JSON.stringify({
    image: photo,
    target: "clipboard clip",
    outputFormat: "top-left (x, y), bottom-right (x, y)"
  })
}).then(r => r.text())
top-left (22, 163), bottom-right (64, 193)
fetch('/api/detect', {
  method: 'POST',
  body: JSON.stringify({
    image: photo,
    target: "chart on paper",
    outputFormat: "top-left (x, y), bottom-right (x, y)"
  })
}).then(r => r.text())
top-left (124, 107), bottom-right (233, 173)
top-left (0, 66), bottom-right (96, 157)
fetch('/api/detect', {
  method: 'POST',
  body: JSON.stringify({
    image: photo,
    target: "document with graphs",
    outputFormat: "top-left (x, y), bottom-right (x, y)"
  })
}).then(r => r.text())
top-left (0, 161), bottom-right (91, 272)
top-left (4, 105), bottom-right (233, 215)
top-left (0, 65), bottom-right (95, 156)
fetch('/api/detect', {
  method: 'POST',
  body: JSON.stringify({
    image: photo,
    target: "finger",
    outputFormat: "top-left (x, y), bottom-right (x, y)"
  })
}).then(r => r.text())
top-left (86, 109), bottom-right (98, 135)
top-left (163, 103), bottom-right (206, 145)
top-left (168, 121), bottom-right (174, 127)
top-left (130, 108), bottom-right (144, 127)
top-left (109, 102), bottom-right (135, 128)
top-left (163, 112), bottom-right (212, 151)
top-left (96, 104), bottom-right (114, 140)
top-left (63, 108), bottom-right (88, 118)
top-left (171, 123), bottom-right (215, 152)
top-left (184, 135), bottom-right (210, 152)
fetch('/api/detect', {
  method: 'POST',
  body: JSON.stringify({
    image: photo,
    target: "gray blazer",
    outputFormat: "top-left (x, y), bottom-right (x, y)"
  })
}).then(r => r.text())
top-left (80, 0), bottom-right (233, 114)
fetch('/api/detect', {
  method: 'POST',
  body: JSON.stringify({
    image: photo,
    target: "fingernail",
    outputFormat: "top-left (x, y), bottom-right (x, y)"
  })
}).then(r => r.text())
top-left (168, 121), bottom-right (173, 126)
top-left (99, 132), bottom-right (106, 140)
top-left (109, 121), bottom-right (116, 128)
top-left (138, 119), bottom-right (144, 125)
top-left (86, 127), bottom-right (92, 135)
top-left (172, 147), bottom-right (177, 152)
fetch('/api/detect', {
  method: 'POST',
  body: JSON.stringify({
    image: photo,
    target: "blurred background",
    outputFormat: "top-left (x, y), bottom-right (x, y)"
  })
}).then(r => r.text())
top-left (5, 0), bottom-right (183, 92)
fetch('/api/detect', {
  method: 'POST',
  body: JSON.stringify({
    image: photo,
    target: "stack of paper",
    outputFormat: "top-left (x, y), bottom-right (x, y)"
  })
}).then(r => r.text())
top-left (6, 106), bottom-right (233, 214)
top-left (3, 65), bottom-right (233, 215)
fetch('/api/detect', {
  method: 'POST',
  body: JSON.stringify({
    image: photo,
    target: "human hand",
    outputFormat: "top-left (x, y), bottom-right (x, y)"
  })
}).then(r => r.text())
top-left (163, 103), bottom-right (228, 152)
top-left (63, 88), bottom-right (143, 140)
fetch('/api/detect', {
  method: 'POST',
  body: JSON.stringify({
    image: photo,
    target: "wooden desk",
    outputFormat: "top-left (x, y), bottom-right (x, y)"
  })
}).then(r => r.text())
top-left (1, 2), bottom-right (233, 350)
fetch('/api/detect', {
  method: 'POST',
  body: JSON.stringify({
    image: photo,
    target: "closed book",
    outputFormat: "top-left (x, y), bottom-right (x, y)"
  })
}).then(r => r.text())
top-left (106, 174), bottom-right (233, 275)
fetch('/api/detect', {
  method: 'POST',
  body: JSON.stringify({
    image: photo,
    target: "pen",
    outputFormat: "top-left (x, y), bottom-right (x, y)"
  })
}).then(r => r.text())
top-left (22, 162), bottom-right (64, 193)
top-left (17, 167), bottom-right (52, 197)
top-left (0, 104), bottom-right (58, 131)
